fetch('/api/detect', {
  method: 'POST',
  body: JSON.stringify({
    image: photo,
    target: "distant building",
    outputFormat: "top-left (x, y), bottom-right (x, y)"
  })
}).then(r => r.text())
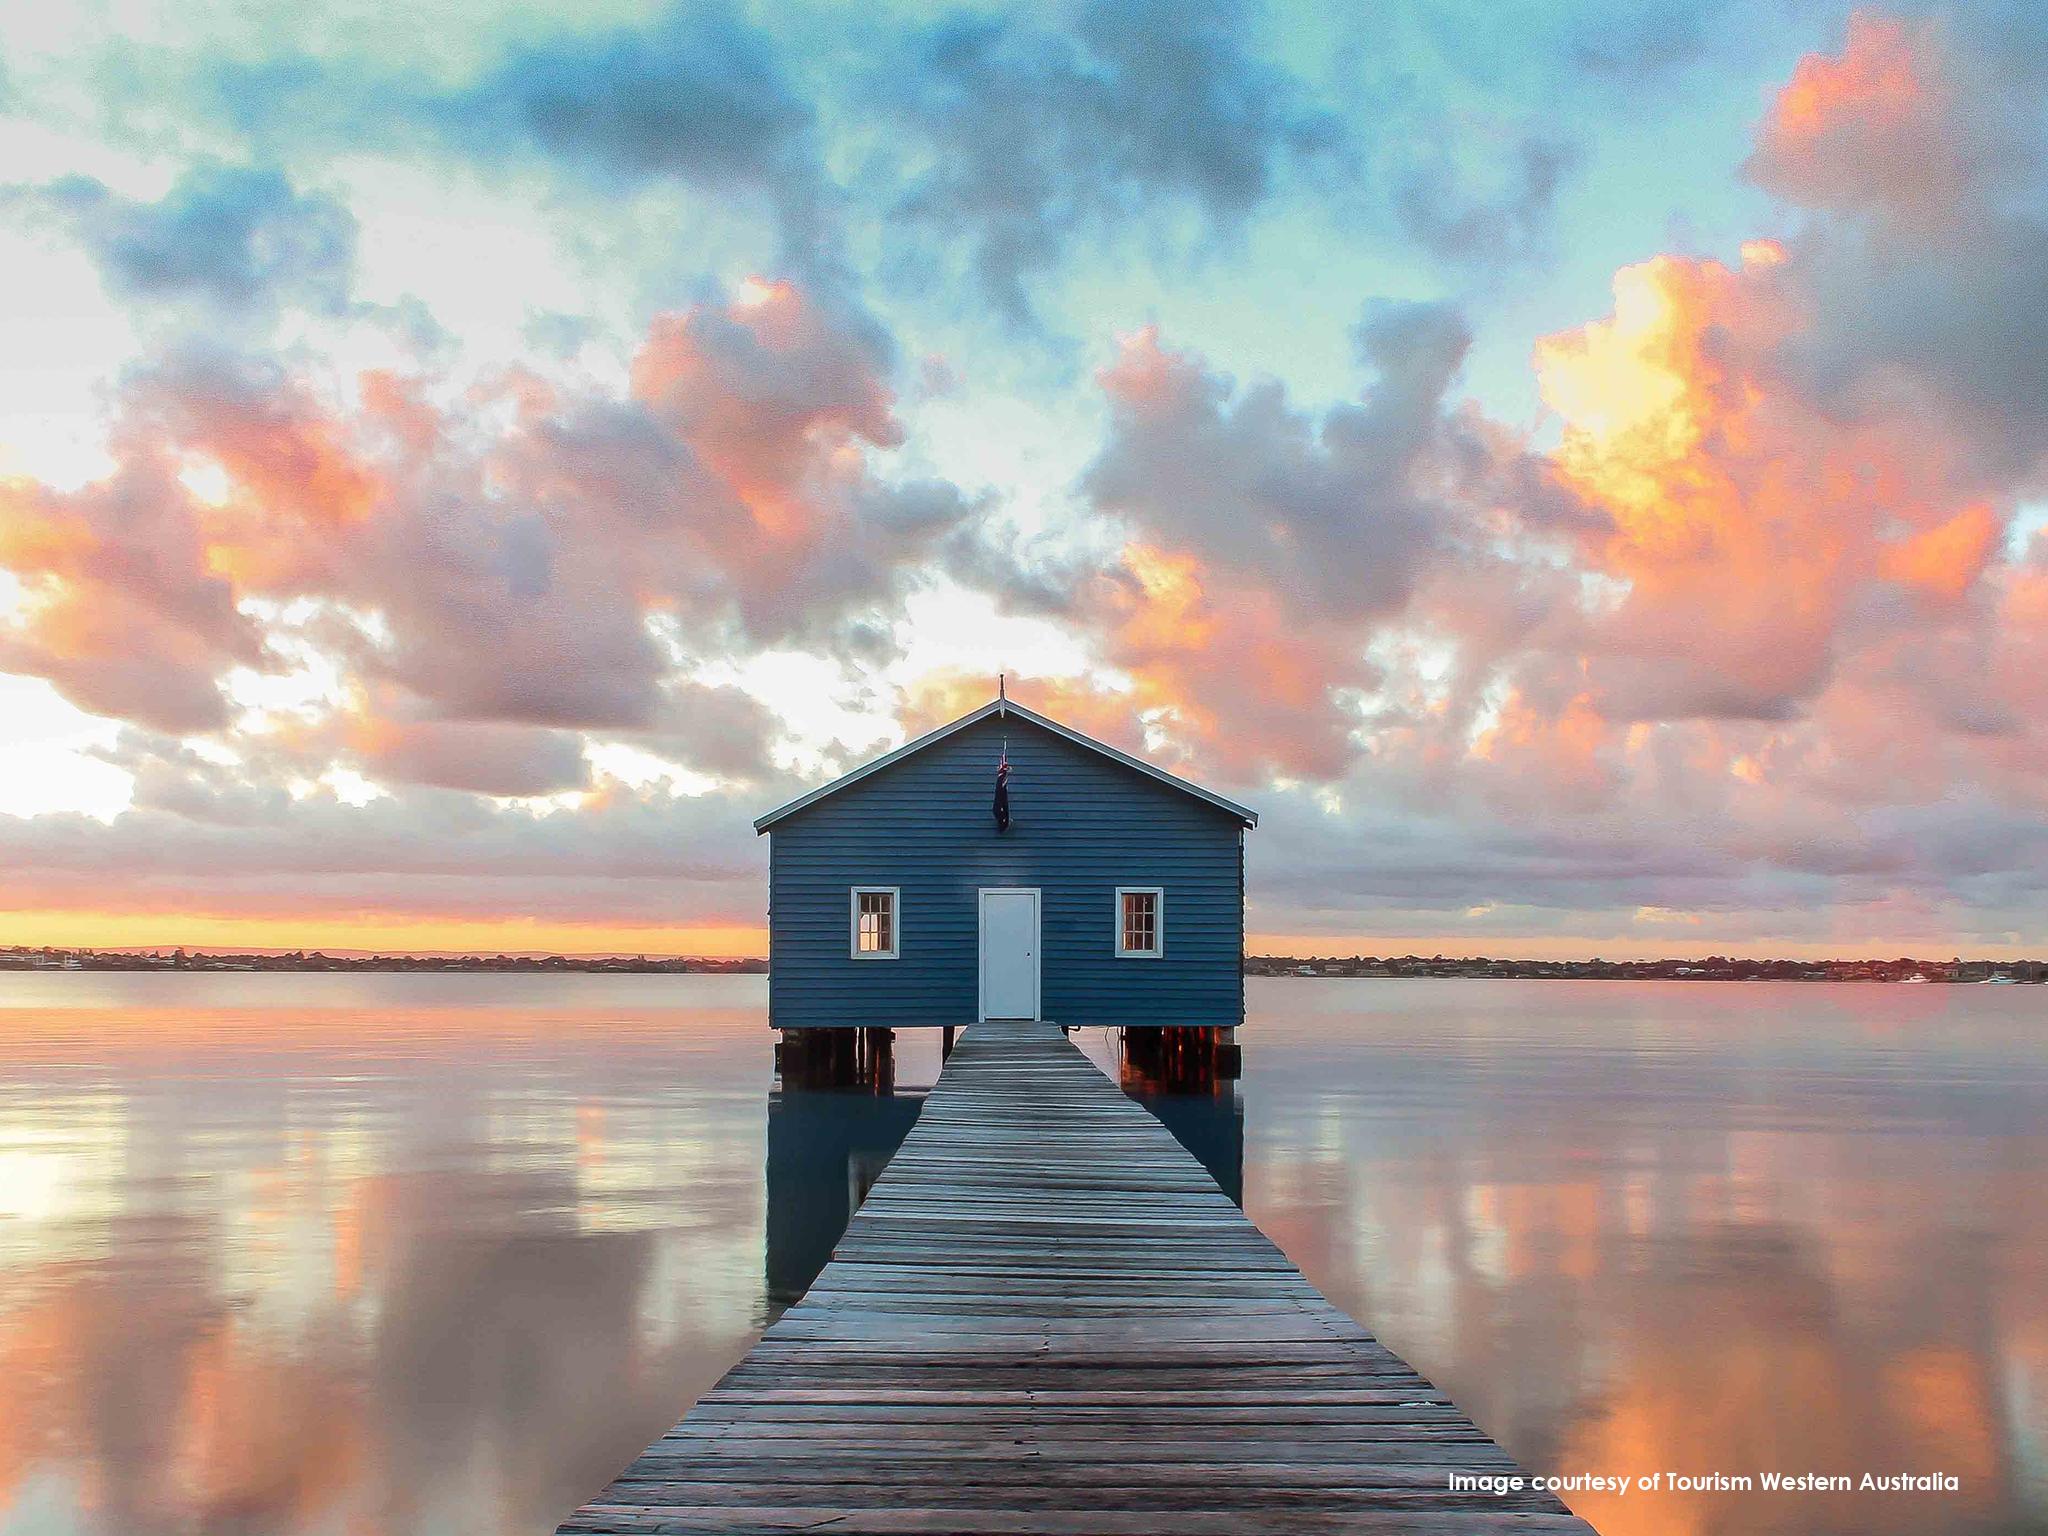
top-left (754, 697), bottom-right (1257, 1030)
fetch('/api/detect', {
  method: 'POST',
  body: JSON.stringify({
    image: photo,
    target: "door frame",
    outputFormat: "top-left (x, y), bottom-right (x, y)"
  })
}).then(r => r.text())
top-left (976, 886), bottom-right (1042, 1022)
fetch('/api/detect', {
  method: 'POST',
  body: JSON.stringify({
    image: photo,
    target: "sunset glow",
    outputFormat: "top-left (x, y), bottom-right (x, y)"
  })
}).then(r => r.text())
top-left (3, 4), bottom-right (2047, 955)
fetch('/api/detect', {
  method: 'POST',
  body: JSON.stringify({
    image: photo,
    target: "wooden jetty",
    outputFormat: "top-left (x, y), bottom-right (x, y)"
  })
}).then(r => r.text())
top-left (559, 1019), bottom-right (1597, 1534)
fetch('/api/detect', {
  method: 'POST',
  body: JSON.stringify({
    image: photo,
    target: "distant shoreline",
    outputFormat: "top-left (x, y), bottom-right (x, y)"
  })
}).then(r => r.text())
top-left (0, 947), bottom-right (764, 975)
top-left (1247, 956), bottom-right (2046, 983)
top-left (4, 946), bottom-right (2043, 983)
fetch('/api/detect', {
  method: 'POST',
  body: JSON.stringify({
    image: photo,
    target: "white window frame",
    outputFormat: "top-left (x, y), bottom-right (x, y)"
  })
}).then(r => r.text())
top-left (1115, 886), bottom-right (1164, 959)
top-left (849, 886), bottom-right (900, 960)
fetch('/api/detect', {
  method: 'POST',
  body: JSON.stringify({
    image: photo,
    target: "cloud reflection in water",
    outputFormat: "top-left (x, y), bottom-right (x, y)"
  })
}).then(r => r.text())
top-left (0, 975), bottom-right (2042, 1536)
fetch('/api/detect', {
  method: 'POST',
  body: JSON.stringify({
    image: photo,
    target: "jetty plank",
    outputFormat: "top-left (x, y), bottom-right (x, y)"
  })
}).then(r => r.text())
top-left (558, 1018), bottom-right (1595, 1533)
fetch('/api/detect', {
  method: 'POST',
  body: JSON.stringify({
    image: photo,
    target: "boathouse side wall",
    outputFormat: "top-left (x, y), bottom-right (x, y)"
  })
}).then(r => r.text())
top-left (766, 712), bottom-right (1245, 1029)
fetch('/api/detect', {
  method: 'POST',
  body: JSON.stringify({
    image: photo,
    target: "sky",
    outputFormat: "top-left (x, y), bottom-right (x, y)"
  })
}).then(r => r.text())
top-left (2, 0), bottom-right (2047, 958)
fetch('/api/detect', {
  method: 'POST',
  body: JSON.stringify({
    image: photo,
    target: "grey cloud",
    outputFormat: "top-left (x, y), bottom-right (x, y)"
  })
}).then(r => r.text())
top-left (872, 0), bottom-right (1345, 326)
top-left (0, 770), bottom-right (776, 929)
top-left (1745, 18), bottom-right (2048, 483)
top-left (0, 631), bottom-right (240, 736)
top-left (1081, 300), bottom-right (1483, 626)
top-left (1242, 763), bottom-right (2048, 949)
top-left (92, 731), bottom-right (296, 824)
top-left (2, 161), bottom-right (355, 316)
top-left (1392, 135), bottom-right (1577, 268)
top-left (210, 4), bottom-right (832, 269)
top-left (354, 719), bottom-right (594, 799)
top-left (628, 680), bottom-right (781, 781)
top-left (1783, 217), bottom-right (2048, 481)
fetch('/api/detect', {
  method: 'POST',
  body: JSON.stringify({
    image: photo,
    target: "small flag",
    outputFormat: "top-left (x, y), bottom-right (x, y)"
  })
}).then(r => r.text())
top-left (993, 745), bottom-right (1010, 831)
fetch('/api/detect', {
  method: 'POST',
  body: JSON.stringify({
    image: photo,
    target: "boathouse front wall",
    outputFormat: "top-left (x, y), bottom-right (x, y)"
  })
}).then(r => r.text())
top-left (764, 712), bottom-right (1246, 1030)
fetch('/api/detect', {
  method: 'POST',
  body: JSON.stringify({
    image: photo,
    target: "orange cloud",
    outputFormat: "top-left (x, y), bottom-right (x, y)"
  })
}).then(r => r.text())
top-left (1877, 503), bottom-right (2001, 602)
top-left (1470, 688), bottom-right (1617, 806)
top-left (159, 373), bottom-right (381, 528)
top-left (1532, 243), bottom-right (2008, 721)
top-left (896, 531), bottom-right (1373, 784)
top-left (1092, 543), bottom-right (1366, 779)
top-left (0, 458), bottom-right (266, 731)
top-left (1772, 13), bottom-right (1933, 139)
top-left (1749, 13), bottom-right (1973, 226)
top-left (630, 279), bottom-right (899, 544)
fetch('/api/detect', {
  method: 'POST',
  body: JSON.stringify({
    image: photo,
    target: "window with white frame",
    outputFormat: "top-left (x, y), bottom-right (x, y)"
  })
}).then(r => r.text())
top-left (1116, 887), bottom-right (1163, 958)
top-left (851, 887), bottom-right (899, 958)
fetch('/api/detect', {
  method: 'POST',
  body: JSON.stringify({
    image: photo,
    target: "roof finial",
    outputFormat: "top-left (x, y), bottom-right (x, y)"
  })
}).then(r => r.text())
top-left (998, 671), bottom-right (1006, 713)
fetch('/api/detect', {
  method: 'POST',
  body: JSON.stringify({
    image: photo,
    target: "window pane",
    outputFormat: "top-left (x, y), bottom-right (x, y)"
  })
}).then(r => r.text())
top-left (856, 891), bottom-right (894, 953)
top-left (1122, 891), bottom-right (1157, 953)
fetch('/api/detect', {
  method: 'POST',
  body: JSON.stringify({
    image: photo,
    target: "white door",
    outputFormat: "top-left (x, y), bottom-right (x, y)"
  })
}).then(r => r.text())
top-left (978, 888), bottom-right (1040, 1020)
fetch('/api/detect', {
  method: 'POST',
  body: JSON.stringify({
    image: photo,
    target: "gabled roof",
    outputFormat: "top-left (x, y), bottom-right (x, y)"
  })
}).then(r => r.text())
top-left (753, 698), bottom-right (1258, 833)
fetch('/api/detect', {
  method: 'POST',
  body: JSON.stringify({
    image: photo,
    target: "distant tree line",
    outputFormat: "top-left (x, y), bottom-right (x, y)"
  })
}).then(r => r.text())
top-left (1244, 954), bottom-right (2047, 983)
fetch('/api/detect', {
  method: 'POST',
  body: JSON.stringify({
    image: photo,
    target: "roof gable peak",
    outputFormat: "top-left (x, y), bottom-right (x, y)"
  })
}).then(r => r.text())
top-left (753, 697), bottom-right (1257, 832)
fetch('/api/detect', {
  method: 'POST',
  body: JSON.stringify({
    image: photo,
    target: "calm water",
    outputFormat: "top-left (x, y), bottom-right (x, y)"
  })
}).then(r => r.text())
top-left (0, 976), bottom-right (2042, 1536)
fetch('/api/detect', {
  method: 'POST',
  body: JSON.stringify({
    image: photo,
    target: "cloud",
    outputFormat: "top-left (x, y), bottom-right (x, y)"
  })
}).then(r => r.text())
top-left (1526, 238), bottom-right (2018, 723)
top-left (1567, 4), bottom-right (1711, 75)
top-left (161, 2), bottom-right (1581, 331)
top-left (439, 6), bottom-right (814, 190)
top-left (2, 162), bottom-right (355, 317)
top-left (342, 712), bottom-right (593, 799)
top-left (1037, 303), bottom-right (1551, 779)
top-left (892, 303), bottom-right (1558, 784)
top-left (210, 4), bottom-right (831, 267)
top-left (635, 680), bottom-right (782, 780)
top-left (1392, 135), bottom-right (1578, 267)
top-left (0, 452), bottom-right (267, 733)
top-left (1084, 305), bottom-right (1464, 622)
top-left (1741, 14), bottom-right (2048, 484)
top-left (1748, 12), bottom-right (1986, 228)
top-left (0, 275), bottom-right (997, 800)
top-left (854, 14), bottom-right (2048, 947)
top-left (0, 749), bottom-right (774, 932)
top-left (872, 0), bottom-right (1344, 325)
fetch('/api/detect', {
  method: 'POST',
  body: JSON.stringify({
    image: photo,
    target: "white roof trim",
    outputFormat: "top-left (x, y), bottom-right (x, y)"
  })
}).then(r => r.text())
top-left (753, 698), bottom-right (1258, 832)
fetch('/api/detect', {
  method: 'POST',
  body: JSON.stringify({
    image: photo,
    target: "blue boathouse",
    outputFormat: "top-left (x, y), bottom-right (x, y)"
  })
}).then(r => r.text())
top-left (754, 696), bottom-right (1257, 1030)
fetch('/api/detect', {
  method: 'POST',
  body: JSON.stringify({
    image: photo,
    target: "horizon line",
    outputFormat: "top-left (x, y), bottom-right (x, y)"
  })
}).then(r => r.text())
top-left (9, 943), bottom-right (2047, 967)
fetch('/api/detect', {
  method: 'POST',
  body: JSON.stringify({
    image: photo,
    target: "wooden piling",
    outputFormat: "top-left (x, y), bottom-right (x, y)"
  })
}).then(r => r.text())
top-left (775, 1026), bottom-right (896, 1091)
top-left (1121, 1023), bottom-right (1242, 1091)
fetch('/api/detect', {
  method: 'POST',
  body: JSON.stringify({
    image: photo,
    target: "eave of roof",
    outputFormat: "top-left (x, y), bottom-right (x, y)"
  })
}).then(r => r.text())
top-left (753, 698), bottom-right (1258, 833)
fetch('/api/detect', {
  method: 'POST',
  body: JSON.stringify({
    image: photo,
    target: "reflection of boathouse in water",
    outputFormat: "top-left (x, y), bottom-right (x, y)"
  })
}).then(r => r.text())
top-left (765, 1085), bottom-right (926, 1309)
top-left (764, 1035), bottom-right (1245, 1308)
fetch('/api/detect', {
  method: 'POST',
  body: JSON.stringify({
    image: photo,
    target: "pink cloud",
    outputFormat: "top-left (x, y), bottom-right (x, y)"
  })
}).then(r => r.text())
top-left (0, 454), bottom-right (266, 732)
top-left (1748, 13), bottom-right (1984, 229)
top-left (0, 280), bottom-right (992, 796)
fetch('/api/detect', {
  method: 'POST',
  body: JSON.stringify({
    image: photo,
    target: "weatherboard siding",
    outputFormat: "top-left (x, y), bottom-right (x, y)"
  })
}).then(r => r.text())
top-left (767, 712), bottom-right (1245, 1029)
